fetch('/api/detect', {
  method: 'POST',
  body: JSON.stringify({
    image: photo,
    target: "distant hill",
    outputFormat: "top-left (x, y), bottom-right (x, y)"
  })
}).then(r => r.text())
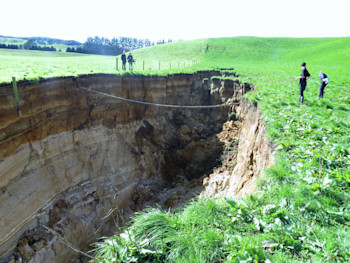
top-left (0, 35), bottom-right (82, 46)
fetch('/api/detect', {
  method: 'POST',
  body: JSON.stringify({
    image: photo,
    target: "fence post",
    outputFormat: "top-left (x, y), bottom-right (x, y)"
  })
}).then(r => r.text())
top-left (116, 58), bottom-right (118, 70)
top-left (12, 77), bottom-right (21, 116)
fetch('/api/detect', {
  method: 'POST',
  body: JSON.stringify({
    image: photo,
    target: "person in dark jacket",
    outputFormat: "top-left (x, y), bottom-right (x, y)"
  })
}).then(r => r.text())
top-left (295, 62), bottom-right (310, 103)
top-left (318, 71), bottom-right (329, 99)
top-left (121, 50), bottom-right (126, 71)
top-left (127, 52), bottom-right (134, 71)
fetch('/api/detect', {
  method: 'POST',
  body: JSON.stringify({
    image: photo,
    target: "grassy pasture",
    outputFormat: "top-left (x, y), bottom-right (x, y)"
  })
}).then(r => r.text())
top-left (1, 36), bottom-right (349, 262)
top-left (91, 37), bottom-right (350, 262)
top-left (0, 48), bottom-right (116, 83)
top-left (0, 38), bottom-right (207, 84)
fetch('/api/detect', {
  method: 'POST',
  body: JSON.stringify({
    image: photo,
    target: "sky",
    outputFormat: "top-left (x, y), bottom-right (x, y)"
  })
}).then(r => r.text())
top-left (1, 0), bottom-right (349, 43)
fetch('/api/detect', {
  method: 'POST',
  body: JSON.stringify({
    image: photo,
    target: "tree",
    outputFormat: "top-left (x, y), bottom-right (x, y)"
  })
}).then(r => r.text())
top-left (23, 39), bottom-right (37, 50)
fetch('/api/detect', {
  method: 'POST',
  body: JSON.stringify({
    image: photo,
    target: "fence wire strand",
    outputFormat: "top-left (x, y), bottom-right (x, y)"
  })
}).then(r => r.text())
top-left (78, 86), bottom-right (238, 108)
top-left (1, 76), bottom-right (240, 108)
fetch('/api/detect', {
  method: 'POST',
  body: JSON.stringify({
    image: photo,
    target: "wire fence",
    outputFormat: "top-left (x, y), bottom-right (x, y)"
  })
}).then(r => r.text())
top-left (1, 75), bottom-right (237, 119)
top-left (78, 85), bottom-right (238, 108)
top-left (0, 58), bottom-right (199, 89)
top-left (115, 59), bottom-right (200, 71)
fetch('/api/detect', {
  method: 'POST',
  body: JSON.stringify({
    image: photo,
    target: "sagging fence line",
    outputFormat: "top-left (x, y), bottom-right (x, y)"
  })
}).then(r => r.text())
top-left (77, 85), bottom-right (239, 109)
top-left (116, 58), bottom-right (199, 71)
top-left (4, 76), bottom-right (238, 117)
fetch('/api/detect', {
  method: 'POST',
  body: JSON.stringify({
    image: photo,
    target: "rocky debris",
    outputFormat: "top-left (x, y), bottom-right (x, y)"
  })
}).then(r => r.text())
top-left (14, 227), bottom-right (53, 263)
top-left (202, 172), bottom-right (230, 194)
top-left (137, 174), bottom-right (205, 211)
top-left (201, 99), bottom-right (274, 199)
top-left (130, 175), bottom-right (166, 212)
top-left (132, 115), bottom-right (255, 210)
top-left (200, 119), bottom-right (241, 198)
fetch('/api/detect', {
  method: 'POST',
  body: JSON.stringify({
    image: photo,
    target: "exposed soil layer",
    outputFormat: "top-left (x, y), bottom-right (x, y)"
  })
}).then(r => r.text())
top-left (0, 72), bottom-right (273, 263)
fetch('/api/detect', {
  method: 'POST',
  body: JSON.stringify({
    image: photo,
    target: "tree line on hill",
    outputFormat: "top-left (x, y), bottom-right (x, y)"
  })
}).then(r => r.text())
top-left (23, 40), bottom-right (57, 51)
top-left (0, 40), bottom-right (57, 52)
top-left (66, 36), bottom-right (174, 55)
top-left (0, 36), bottom-right (175, 55)
top-left (26, 37), bottom-right (81, 46)
top-left (0, 36), bottom-right (81, 52)
top-left (0, 44), bottom-right (19, 49)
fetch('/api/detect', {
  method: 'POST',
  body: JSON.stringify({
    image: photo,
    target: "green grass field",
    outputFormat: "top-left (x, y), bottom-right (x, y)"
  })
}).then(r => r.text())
top-left (1, 37), bottom-right (349, 262)
top-left (92, 37), bottom-right (350, 262)
top-left (0, 39), bottom-right (207, 84)
top-left (0, 49), bottom-right (117, 83)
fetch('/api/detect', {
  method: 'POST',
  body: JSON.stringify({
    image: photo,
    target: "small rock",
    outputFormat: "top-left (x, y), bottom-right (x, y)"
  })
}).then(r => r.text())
top-left (18, 243), bottom-right (34, 262)
top-left (164, 195), bottom-right (180, 209)
top-left (203, 177), bottom-right (210, 186)
top-left (33, 240), bottom-right (46, 251)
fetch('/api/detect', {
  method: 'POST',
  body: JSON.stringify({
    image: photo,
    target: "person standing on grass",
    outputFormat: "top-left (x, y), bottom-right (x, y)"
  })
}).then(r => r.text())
top-left (121, 50), bottom-right (127, 71)
top-left (318, 71), bottom-right (329, 99)
top-left (127, 52), bottom-right (134, 71)
top-left (295, 62), bottom-right (310, 103)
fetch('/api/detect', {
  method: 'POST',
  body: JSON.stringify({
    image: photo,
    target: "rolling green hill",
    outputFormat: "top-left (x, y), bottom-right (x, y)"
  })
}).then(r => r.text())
top-left (0, 49), bottom-right (116, 83)
top-left (2, 36), bottom-right (349, 86)
top-left (0, 36), bottom-right (82, 55)
top-left (99, 37), bottom-right (350, 262)
top-left (201, 37), bottom-right (350, 87)
top-left (1, 36), bottom-right (350, 262)
top-left (0, 39), bottom-right (206, 84)
top-left (0, 36), bottom-right (26, 45)
top-left (0, 35), bottom-right (81, 46)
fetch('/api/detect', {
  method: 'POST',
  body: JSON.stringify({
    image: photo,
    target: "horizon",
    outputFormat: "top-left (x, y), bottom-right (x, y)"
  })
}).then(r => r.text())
top-left (2, 35), bottom-right (350, 45)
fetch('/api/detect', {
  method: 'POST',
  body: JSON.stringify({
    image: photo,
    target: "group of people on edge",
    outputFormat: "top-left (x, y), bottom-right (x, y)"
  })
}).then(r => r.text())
top-left (295, 62), bottom-right (329, 103)
top-left (121, 50), bottom-right (135, 71)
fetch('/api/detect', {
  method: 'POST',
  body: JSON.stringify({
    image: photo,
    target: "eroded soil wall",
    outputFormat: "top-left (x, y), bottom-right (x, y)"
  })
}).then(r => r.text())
top-left (0, 72), bottom-right (258, 262)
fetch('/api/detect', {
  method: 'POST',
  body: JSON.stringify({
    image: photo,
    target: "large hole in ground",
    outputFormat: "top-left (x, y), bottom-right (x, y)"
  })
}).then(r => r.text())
top-left (0, 71), bottom-right (272, 263)
top-left (130, 108), bottom-right (240, 212)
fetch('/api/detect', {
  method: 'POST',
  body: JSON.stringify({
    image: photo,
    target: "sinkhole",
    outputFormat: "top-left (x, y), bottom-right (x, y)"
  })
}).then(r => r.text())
top-left (0, 71), bottom-right (273, 263)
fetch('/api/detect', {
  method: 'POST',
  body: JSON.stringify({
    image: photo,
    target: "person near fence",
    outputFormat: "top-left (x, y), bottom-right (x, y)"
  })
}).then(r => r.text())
top-left (318, 71), bottom-right (329, 99)
top-left (295, 62), bottom-right (310, 103)
top-left (121, 50), bottom-right (126, 70)
top-left (127, 52), bottom-right (134, 71)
